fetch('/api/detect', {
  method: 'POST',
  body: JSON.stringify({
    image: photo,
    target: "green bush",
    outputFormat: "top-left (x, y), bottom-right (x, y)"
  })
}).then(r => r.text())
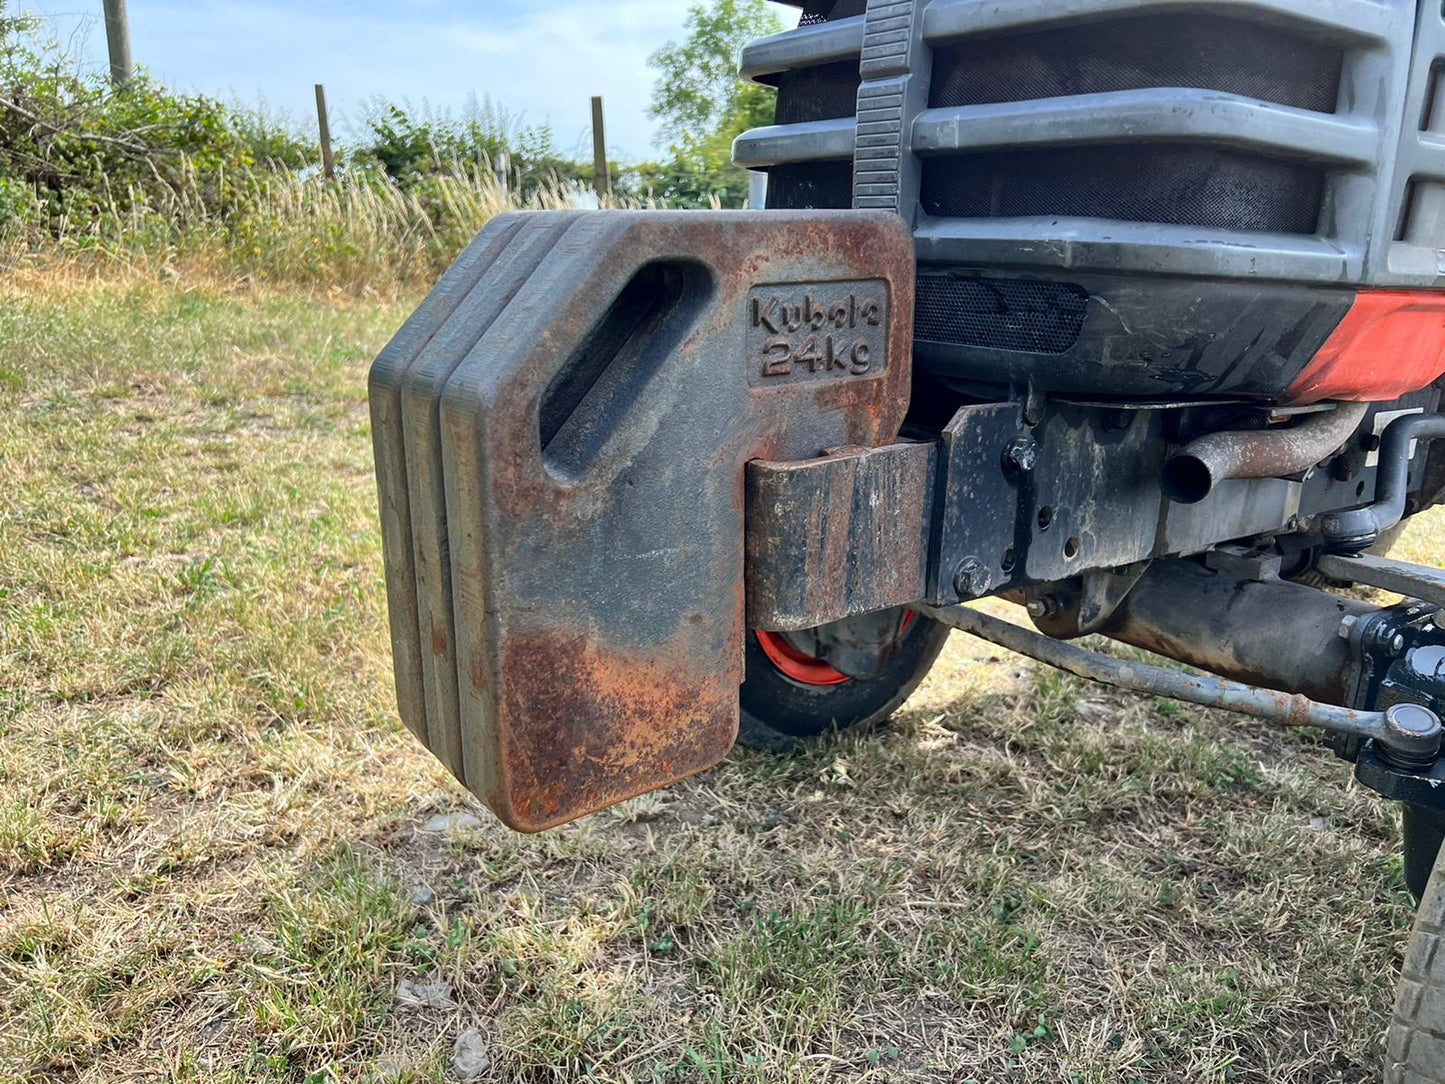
top-left (0, 3), bottom-right (314, 235)
top-left (353, 96), bottom-right (595, 201)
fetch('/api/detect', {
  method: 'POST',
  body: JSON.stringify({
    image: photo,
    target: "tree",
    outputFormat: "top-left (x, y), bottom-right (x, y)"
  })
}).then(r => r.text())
top-left (644, 0), bottom-right (783, 207)
top-left (649, 0), bottom-right (783, 148)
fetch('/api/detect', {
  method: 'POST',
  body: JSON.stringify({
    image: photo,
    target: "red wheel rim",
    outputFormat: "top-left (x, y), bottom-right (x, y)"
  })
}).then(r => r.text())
top-left (753, 614), bottom-right (915, 687)
top-left (754, 630), bottom-right (851, 686)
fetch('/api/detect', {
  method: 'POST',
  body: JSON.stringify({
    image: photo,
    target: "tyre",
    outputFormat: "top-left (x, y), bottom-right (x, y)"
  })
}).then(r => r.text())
top-left (1386, 844), bottom-right (1445, 1082)
top-left (739, 611), bottom-right (951, 750)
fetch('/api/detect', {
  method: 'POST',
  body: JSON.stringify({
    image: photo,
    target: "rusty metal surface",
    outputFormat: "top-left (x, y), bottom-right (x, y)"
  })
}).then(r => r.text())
top-left (369, 214), bottom-right (529, 755)
top-left (1097, 558), bottom-right (1372, 704)
top-left (1162, 401), bottom-right (1369, 505)
top-left (370, 209), bottom-right (915, 831)
top-left (399, 214), bottom-right (577, 782)
top-left (929, 602), bottom-right (1395, 742)
top-left (1317, 552), bottom-right (1445, 610)
top-left (746, 441), bottom-right (935, 631)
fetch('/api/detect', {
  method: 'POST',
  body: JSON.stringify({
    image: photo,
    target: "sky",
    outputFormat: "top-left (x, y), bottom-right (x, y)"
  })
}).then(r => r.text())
top-left (17, 1), bottom-right (794, 160)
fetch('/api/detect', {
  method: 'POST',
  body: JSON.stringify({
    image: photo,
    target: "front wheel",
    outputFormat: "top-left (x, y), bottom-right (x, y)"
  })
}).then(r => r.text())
top-left (1386, 843), bottom-right (1445, 1081)
top-left (739, 610), bottom-right (950, 750)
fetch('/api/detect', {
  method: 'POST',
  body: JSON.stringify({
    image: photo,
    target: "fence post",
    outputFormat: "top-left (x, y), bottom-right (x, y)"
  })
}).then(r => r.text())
top-left (590, 96), bottom-right (611, 200)
top-left (494, 153), bottom-right (510, 200)
top-left (102, 0), bottom-right (133, 88)
top-left (314, 84), bottom-right (336, 179)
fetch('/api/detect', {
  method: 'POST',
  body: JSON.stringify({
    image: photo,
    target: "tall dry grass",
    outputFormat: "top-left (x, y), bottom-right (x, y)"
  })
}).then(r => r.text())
top-left (0, 161), bottom-right (646, 298)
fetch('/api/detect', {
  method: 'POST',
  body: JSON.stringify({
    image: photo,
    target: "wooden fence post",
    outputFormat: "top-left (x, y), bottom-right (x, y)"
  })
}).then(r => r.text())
top-left (591, 96), bottom-right (611, 200)
top-left (102, 0), bottom-right (133, 88)
top-left (315, 84), bottom-right (336, 179)
top-left (494, 153), bottom-right (510, 199)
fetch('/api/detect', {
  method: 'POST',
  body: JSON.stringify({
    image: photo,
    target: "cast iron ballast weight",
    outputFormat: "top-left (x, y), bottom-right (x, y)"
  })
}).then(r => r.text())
top-left (368, 2), bottom-right (1445, 1079)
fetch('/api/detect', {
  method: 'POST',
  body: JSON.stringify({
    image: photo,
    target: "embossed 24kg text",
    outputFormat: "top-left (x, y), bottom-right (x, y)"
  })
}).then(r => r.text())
top-left (746, 281), bottom-right (888, 386)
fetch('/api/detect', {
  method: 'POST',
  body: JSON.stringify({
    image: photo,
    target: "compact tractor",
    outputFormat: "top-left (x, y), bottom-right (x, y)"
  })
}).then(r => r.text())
top-left (370, 2), bottom-right (1445, 1076)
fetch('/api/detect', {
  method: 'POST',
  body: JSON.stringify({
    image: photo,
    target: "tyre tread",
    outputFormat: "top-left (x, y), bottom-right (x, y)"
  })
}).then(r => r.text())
top-left (1387, 854), bottom-right (1445, 1082)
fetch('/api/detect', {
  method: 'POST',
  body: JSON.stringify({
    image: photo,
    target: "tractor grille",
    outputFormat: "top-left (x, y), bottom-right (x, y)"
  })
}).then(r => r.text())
top-left (775, 60), bottom-right (863, 125)
top-left (929, 14), bottom-right (1343, 114)
top-left (745, 0), bottom-right (866, 210)
top-left (915, 275), bottom-right (1088, 355)
top-left (921, 144), bottom-right (1326, 235)
top-left (765, 162), bottom-right (855, 211)
top-left (744, 0), bottom-right (1435, 287)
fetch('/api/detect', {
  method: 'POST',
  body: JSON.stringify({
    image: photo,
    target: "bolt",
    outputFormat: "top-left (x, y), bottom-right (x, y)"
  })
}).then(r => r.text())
top-left (1338, 614), bottom-right (1359, 640)
top-left (1001, 436), bottom-right (1038, 476)
top-left (1025, 596), bottom-right (1057, 620)
top-left (953, 557), bottom-right (992, 599)
top-left (1391, 633), bottom-right (1408, 657)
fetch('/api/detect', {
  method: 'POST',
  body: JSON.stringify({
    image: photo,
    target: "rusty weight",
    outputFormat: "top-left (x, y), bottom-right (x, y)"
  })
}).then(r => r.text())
top-left (370, 210), bottom-right (915, 830)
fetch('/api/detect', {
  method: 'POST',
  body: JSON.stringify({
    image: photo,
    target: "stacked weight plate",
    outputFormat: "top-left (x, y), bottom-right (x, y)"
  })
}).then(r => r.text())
top-left (369, 210), bottom-right (915, 830)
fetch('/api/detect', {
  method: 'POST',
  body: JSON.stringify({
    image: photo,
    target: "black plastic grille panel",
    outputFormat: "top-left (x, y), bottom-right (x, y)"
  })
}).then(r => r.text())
top-left (930, 13), bottom-right (1343, 113)
top-left (921, 145), bottom-right (1325, 234)
top-left (801, 0), bottom-right (866, 21)
top-left (766, 162), bottom-right (855, 210)
top-left (775, 60), bottom-right (864, 125)
top-left (915, 275), bottom-right (1088, 355)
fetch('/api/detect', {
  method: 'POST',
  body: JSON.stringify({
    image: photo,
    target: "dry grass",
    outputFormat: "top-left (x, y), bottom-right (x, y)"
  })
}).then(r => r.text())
top-left (1, 163), bottom-right (640, 298)
top-left (0, 267), bottom-right (1433, 1083)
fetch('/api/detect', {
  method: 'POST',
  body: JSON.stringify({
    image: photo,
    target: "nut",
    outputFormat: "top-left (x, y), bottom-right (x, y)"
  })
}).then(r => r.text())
top-left (1025, 597), bottom-right (1058, 620)
top-left (953, 557), bottom-right (992, 599)
top-left (1001, 437), bottom-right (1038, 476)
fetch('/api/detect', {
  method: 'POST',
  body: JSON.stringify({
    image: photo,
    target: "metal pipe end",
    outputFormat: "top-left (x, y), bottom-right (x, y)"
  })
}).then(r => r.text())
top-left (1379, 703), bottom-right (1444, 770)
top-left (1161, 454), bottom-right (1214, 505)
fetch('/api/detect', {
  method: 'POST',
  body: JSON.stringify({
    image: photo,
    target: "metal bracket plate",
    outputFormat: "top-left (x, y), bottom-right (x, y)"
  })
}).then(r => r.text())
top-left (745, 441), bottom-right (937, 631)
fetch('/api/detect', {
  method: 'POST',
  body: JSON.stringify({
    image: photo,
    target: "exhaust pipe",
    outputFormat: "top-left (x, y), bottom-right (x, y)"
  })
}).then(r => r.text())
top-left (1161, 401), bottom-right (1368, 505)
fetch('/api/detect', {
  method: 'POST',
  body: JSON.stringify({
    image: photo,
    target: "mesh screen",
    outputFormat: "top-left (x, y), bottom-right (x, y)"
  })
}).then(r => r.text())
top-left (915, 276), bottom-right (1088, 355)
top-left (930, 13), bottom-right (1342, 112)
top-left (921, 145), bottom-right (1324, 234)
top-left (774, 60), bottom-right (863, 125)
top-left (801, 0), bottom-right (867, 20)
top-left (766, 162), bottom-right (855, 210)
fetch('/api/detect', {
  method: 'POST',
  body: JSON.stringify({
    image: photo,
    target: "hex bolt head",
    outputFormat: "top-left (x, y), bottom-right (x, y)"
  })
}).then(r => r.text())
top-left (1338, 614), bottom-right (1359, 640)
top-left (1025, 597), bottom-right (1057, 620)
top-left (953, 557), bottom-right (992, 599)
top-left (1001, 437), bottom-right (1038, 476)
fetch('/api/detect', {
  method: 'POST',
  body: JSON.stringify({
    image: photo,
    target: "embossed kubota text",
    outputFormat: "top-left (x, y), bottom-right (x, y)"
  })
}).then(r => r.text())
top-left (747, 280), bottom-right (889, 385)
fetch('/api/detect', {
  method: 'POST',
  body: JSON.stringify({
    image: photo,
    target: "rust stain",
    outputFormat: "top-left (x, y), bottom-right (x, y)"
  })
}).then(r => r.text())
top-left (496, 631), bottom-right (738, 832)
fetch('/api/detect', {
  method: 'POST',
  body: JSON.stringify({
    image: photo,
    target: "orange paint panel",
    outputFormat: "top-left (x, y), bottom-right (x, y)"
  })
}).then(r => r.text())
top-left (1288, 291), bottom-right (1445, 403)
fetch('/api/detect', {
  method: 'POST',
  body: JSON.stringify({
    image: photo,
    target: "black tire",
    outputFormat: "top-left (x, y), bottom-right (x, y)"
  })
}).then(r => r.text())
top-left (1387, 845), bottom-right (1445, 1082)
top-left (738, 613), bottom-right (951, 750)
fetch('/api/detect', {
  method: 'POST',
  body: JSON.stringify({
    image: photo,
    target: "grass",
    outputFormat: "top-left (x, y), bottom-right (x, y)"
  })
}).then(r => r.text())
top-left (3, 163), bottom-right (641, 299)
top-left (0, 266), bottom-right (1435, 1083)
